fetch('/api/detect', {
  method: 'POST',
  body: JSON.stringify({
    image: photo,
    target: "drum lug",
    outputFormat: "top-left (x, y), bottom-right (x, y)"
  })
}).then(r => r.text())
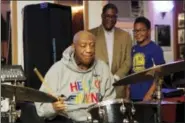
top-left (134, 120), bottom-right (138, 123)
top-left (98, 108), bottom-right (105, 119)
top-left (120, 104), bottom-right (126, 114)
top-left (123, 118), bottom-right (129, 123)
top-left (131, 107), bottom-right (136, 115)
top-left (131, 102), bottom-right (136, 115)
top-left (87, 113), bottom-right (92, 123)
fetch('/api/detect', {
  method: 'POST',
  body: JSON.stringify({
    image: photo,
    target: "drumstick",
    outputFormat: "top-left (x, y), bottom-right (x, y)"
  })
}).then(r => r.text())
top-left (33, 68), bottom-right (58, 100)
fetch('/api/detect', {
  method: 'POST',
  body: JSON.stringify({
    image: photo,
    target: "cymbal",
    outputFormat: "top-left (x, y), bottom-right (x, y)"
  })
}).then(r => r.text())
top-left (113, 60), bottom-right (185, 86)
top-left (134, 101), bottom-right (179, 105)
top-left (1, 84), bottom-right (58, 102)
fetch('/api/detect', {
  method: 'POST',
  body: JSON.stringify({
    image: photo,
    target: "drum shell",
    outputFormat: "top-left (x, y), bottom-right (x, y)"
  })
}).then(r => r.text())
top-left (87, 99), bottom-right (132, 123)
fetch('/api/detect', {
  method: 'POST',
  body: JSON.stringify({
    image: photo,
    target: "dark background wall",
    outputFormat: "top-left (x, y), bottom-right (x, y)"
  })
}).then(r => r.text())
top-left (23, 3), bottom-right (73, 89)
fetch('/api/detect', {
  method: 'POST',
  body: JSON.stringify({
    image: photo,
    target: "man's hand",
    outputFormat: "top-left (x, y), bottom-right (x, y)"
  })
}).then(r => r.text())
top-left (52, 97), bottom-right (66, 112)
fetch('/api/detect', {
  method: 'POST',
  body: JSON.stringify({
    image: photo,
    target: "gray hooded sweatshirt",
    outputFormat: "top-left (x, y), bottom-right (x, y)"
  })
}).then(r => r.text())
top-left (35, 46), bottom-right (116, 122)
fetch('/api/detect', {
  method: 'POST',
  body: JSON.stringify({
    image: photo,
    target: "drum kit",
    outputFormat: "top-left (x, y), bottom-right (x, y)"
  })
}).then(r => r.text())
top-left (1, 60), bottom-right (185, 123)
top-left (1, 65), bottom-right (58, 123)
top-left (87, 99), bottom-right (136, 123)
top-left (1, 83), bottom-right (58, 123)
top-left (88, 60), bottom-right (185, 123)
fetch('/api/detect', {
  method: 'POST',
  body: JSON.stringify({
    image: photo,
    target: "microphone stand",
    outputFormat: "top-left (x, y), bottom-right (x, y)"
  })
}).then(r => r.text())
top-left (9, 80), bottom-right (18, 123)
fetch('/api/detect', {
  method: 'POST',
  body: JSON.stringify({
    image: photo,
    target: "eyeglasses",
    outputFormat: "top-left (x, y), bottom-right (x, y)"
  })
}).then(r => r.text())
top-left (103, 14), bottom-right (117, 19)
top-left (133, 29), bottom-right (148, 34)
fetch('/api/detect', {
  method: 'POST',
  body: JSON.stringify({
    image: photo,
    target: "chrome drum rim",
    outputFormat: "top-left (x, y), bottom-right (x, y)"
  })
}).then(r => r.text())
top-left (87, 98), bottom-right (130, 111)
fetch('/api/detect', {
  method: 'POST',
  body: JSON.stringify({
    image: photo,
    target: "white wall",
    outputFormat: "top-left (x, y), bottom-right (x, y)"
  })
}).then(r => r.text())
top-left (13, 1), bottom-right (54, 67)
top-left (145, 1), bottom-right (174, 62)
top-left (88, 1), bottom-right (104, 29)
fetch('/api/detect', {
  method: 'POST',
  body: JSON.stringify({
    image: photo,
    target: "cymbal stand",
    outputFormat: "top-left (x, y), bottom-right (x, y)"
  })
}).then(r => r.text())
top-left (9, 80), bottom-right (17, 123)
top-left (154, 73), bottom-right (163, 123)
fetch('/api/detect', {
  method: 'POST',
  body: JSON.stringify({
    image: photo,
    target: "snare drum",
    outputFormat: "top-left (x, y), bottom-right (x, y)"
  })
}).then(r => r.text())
top-left (87, 99), bottom-right (137, 123)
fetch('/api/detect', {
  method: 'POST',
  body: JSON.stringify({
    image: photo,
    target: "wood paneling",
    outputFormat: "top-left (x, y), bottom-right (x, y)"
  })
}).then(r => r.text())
top-left (54, 0), bottom-right (85, 34)
top-left (84, 1), bottom-right (88, 30)
top-left (72, 7), bottom-right (84, 36)
top-left (174, 1), bottom-right (184, 60)
top-left (11, 1), bottom-right (18, 64)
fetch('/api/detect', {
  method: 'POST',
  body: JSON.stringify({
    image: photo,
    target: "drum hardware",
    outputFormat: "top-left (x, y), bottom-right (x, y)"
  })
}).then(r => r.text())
top-left (87, 113), bottom-right (99, 123)
top-left (87, 99), bottom-right (138, 123)
top-left (154, 75), bottom-right (163, 123)
top-left (120, 103), bottom-right (126, 114)
top-left (87, 112), bottom-right (92, 123)
top-left (131, 102), bottom-right (136, 115)
top-left (123, 117), bottom-right (138, 123)
top-left (1, 83), bottom-right (58, 123)
top-left (92, 120), bottom-right (99, 123)
top-left (125, 106), bottom-right (137, 123)
top-left (124, 102), bottom-right (137, 123)
top-left (1, 82), bottom-right (24, 123)
top-left (1, 65), bottom-right (26, 122)
top-left (8, 80), bottom-right (19, 123)
top-left (113, 60), bottom-right (185, 123)
top-left (98, 106), bottom-right (105, 120)
top-left (123, 118), bottom-right (129, 123)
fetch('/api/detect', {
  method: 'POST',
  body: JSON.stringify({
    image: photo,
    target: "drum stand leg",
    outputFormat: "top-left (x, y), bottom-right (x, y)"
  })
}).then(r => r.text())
top-left (9, 81), bottom-right (17, 123)
top-left (9, 96), bottom-right (16, 123)
top-left (155, 76), bottom-right (163, 123)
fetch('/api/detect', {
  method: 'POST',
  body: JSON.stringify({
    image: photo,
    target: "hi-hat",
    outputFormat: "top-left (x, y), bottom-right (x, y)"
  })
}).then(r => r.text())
top-left (1, 84), bottom-right (58, 102)
top-left (113, 60), bottom-right (185, 86)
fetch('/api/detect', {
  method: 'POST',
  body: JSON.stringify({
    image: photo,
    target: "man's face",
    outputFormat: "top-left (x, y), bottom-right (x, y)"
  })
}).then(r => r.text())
top-left (133, 23), bottom-right (151, 44)
top-left (102, 8), bottom-right (117, 31)
top-left (74, 35), bottom-right (95, 66)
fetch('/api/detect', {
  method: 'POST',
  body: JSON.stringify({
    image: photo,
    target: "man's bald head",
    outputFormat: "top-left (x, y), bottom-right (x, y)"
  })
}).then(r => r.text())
top-left (72, 30), bottom-right (96, 67)
top-left (73, 30), bottom-right (96, 44)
